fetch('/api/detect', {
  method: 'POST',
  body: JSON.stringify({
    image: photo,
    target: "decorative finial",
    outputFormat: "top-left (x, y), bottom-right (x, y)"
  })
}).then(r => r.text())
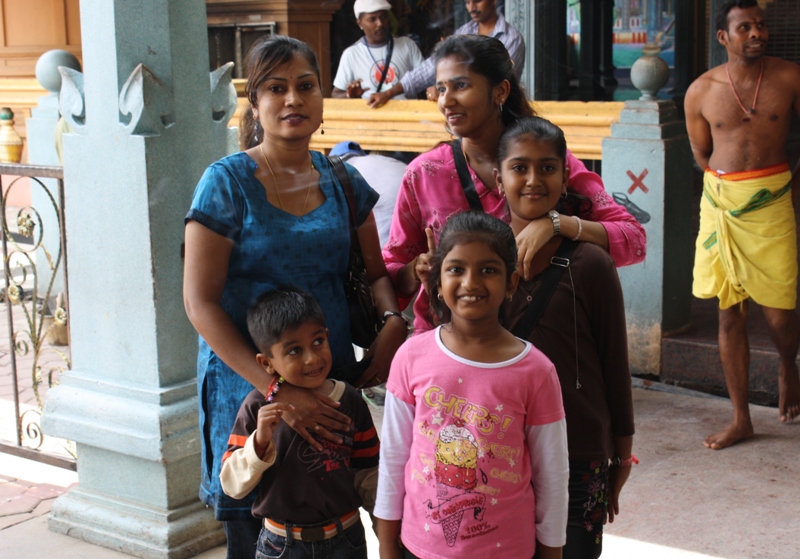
top-left (630, 55), bottom-right (669, 102)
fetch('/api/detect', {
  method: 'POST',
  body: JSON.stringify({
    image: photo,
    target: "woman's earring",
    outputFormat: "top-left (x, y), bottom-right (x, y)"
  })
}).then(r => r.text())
top-left (437, 292), bottom-right (443, 300)
top-left (507, 293), bottom-right (513, 302)
top-left (254, 120), bottom-right (261, 143)
top-left (320, 119), bottom-right (325, 135)
top-left (498, 103), bottom-right (504, 115)
top-left (561, 190), bottom-right (568, 199)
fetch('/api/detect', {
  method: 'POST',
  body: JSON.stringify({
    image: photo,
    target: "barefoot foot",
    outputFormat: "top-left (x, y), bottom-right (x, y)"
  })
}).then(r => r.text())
top-left (778, 368), bottom-right (800, 423)
top-left (704, 422), bottom-right (754, 450)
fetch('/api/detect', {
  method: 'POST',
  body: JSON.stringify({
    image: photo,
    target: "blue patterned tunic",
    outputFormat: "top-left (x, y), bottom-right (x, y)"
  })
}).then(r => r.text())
top-left (186, 150), bottom-right (378, 520)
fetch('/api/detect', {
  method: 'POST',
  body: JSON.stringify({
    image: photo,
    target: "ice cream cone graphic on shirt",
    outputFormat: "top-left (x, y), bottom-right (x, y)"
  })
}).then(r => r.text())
top-left (433, 424), bottom-right (478, 546)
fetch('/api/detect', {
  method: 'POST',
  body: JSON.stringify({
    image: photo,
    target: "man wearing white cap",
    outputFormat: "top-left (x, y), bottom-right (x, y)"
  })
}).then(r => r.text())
top-left (332, 0), bottom-right (424, 103)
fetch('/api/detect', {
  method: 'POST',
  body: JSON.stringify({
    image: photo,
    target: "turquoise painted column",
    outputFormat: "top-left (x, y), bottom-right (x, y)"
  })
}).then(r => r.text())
top-left (25, 50), bottom-right (80, 302)
top-left (602, 55), bottom-right (694, 377)
top-left (40, 1), bottom-right (237, 558)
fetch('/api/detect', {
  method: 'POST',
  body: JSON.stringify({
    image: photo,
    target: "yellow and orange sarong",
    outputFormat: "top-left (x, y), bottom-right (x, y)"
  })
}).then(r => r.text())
top-left (693, 163), bottom-right (797, 310)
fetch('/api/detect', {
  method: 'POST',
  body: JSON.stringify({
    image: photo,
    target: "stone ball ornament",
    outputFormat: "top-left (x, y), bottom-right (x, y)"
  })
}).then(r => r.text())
top-left (35, 49), bottom-right (82, 94)
top-left (630, 54), bottom-right (669, 102)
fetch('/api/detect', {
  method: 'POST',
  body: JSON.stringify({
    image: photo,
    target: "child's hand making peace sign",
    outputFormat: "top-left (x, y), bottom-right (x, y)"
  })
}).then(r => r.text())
top-left (414, 227), bottom-right (437, 292)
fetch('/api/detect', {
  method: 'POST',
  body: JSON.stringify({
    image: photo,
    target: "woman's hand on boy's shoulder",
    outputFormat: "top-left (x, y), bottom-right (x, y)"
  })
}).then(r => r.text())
top-left (276, 382), bottom-right (352, 451)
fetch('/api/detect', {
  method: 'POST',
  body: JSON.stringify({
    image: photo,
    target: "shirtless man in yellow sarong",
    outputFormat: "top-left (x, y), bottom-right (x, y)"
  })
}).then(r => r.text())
top-left (685, 0), bottom-right (800, 450)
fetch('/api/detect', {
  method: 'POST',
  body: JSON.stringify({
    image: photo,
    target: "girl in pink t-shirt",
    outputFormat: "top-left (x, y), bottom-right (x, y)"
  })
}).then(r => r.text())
top-left (374, 211), bottom-right (569, 559)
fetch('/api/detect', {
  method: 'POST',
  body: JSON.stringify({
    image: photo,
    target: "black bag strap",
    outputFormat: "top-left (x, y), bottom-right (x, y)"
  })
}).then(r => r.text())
top-left (512, 239), bottom-right (579, 340)
top-left (451, 139), bottom-right (483, 211)
top-left (328, 155), bottom-right (361, 251)
top-left (375, 36), bottom-right (394, 93)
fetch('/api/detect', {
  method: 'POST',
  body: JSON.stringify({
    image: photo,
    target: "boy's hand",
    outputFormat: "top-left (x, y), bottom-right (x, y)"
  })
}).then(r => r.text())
top-left (254, 403), bottom-right (292, 459)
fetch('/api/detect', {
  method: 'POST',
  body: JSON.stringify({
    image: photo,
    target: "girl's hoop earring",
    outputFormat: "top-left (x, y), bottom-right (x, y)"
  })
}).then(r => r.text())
top-left (561, 190), bottom-right (568, 199)
top-left (437, 292), bottom-right (443, 300)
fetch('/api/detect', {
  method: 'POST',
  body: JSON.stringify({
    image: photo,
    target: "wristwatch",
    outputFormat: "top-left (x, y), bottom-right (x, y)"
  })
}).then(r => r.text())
top-left (547, 210), bottom-right (561, 236)
top-left (610, 454), bottom-right (639, 467)
top-left (381, 310), bottom-right (411, 330)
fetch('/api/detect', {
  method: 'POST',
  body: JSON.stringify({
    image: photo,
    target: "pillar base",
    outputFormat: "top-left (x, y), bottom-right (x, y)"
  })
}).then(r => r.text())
top-left (48, 487), bottom-right (224, 559)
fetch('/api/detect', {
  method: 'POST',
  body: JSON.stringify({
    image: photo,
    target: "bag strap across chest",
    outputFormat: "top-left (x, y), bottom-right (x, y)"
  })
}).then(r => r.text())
top-left (451, 139), bottom-right (483, 211)
top-left (512, 240), bottom-right (579, 339)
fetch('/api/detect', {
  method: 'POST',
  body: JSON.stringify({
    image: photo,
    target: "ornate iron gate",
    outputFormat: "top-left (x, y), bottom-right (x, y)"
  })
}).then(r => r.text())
top-left (0, 163), bottom-right (74, 470)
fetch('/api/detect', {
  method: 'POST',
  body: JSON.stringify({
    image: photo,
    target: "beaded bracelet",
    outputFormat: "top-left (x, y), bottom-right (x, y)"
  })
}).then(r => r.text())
top-left (265, 376), bottom-right (285, 403)
top-left (572, 216), bottom-right (583, 241)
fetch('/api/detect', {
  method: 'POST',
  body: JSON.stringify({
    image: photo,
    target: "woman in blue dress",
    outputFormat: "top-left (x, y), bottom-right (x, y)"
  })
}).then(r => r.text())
top-left (183, 36), bottom-right (407, 559)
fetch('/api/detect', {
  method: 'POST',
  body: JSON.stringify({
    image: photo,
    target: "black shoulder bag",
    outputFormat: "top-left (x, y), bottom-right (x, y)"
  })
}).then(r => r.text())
top-left (328, 155), bottom-right (380, 349)
top-left (511, 240), bottom-right (579, 339)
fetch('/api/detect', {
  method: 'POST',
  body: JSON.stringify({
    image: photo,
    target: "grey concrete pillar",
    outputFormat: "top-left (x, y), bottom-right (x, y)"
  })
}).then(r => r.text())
top-left (602, 57), bottom-right (694, 377)
top-left (504, 0), bottom-right (533, 94)
top-left (506, 0), bottom-right (568, 100)
top-left (671, 0), bottom-right (693, 103)
top-left (41, 1), bottom-right (237, 558)
top-left (578, 0), bottom-right (604, 100)
top-left (600, 0), bottom-right (617, 89)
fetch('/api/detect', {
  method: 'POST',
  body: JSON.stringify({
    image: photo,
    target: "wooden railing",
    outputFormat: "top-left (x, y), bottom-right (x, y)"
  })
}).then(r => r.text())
top-left (0, 76), bottom-right (622, 161)
top-left (231, 94), bottom-right (624, 160)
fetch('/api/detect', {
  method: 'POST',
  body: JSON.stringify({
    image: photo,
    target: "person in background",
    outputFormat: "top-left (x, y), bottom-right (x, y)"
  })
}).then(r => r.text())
top-left (368, 0), bottom-right (525, 107)
top-left (332, 0), bottom-right (424, 104)
top-left (329, 140), bottom-right (406, 247)
top-left (684, 0), bottom-right (800, 449)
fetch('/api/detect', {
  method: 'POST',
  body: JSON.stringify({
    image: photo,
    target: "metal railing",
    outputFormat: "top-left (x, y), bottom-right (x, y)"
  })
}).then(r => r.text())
top-left (0, 163), bottom-right (74, 470)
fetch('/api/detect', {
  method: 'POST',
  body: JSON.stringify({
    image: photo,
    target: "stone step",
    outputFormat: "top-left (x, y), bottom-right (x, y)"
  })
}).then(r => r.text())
top-left (659, 298), bottom-right (789, 407)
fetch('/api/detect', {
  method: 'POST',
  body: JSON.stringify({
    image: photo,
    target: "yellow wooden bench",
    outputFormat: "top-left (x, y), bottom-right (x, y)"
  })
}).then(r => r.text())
top-left (232, 94), bottom-right (624, 161)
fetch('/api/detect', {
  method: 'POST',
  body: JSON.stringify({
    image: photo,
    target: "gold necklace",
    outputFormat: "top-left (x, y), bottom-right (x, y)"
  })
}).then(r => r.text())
top-left (259, 143), bottom-right (284, 210)
top-left (258, 144), bottom-right (315, 214)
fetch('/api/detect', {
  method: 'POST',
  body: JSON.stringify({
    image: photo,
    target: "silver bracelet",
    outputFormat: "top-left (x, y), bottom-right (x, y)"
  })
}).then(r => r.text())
top-left (571, 216), bottom-right (582, 241)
